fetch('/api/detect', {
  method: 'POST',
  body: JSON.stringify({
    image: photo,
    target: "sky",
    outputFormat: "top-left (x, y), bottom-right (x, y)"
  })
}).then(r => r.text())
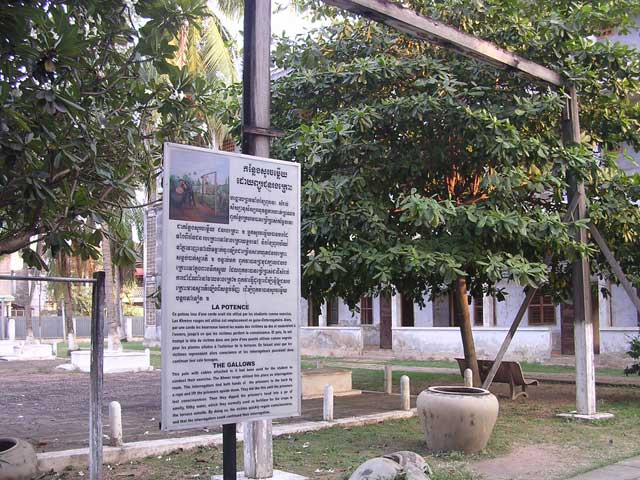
top-left (214, 1), bottom-right (320, 49)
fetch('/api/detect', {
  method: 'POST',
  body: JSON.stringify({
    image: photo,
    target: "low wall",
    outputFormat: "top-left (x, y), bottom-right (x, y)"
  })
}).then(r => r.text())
top-left (600, 327), bottom-right (639, 354)
top-left (8, 316), bottom-right (145, 340)
top-left (362, 324), bottom-right (380, 347)
top-left (392, 327), bottom-right (553, 362)
top-left (300, 327), bottom-right (363, 357)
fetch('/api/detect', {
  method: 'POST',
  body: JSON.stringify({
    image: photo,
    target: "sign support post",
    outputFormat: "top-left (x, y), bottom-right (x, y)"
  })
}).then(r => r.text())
top-left (90, 271), bottom-right (105, 480)
top-left (241, 1), bottom-right (275, 478)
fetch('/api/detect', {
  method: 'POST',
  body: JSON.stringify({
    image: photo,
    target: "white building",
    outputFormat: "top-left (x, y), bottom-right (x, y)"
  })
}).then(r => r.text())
top-left (299, 278), bottom-right (638, 363)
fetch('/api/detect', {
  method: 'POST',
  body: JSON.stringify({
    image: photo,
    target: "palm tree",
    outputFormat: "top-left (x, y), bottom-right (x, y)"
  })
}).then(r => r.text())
top-left (172, 1), bottom-right (242, 148)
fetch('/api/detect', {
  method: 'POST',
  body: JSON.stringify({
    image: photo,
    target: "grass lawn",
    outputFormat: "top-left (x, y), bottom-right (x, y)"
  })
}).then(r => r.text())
top-left (304, 356), bottom-right (629, 378)
top-left (385, 359), bottom-right (627, 377)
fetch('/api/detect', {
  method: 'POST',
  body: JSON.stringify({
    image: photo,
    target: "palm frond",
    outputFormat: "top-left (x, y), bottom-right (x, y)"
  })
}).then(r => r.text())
top-left (215, 0), bottom-right (243, 19)
top-left (201, 16), bottom-right (238, 82)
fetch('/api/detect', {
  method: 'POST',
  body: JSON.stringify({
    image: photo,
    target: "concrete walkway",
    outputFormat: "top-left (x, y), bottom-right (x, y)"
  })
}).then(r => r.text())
top-left (567, 455), bottom-right (640, 479)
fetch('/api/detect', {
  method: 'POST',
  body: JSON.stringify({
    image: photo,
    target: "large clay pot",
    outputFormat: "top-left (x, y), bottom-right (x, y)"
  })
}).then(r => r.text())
top-left (416, 386), bottom-right (499, 453)
top-left (0, 438), bottom-right (37, 480)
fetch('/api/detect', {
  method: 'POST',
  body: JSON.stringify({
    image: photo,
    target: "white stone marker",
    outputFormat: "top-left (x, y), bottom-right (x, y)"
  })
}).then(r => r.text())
top-left (464, 368), bottom-right (473, 387)
top-left (125, 317), bottom-right (133, 342)
top-left (400, 375), bottom-right (410, 411)
top-left (323, 385), bottom-right (334, 421)
top-left (7, 318), bottom-right (15, 341)
top-left (384, 365), bottom-right (393, 394)
top-left (109, 401), bottom-right (123, 447)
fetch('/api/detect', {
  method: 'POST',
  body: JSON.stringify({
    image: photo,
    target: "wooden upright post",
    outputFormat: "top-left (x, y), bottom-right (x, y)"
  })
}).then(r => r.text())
top-left (242, 1), bottom-right (274, 478)
top-left (90, 272), bottom-right (105, 480)
top-left (562, 86), bottom-right (596, 416)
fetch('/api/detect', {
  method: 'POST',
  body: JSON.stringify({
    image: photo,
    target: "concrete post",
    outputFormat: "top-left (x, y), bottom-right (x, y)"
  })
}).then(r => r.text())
top-left (7, 318), bottom-right (15, 341)
top-left (400, 375), bottom-right (410, 410)
top-left (323, 384), bottom-right (334, 421)
top-left (0, 301), bottom-right (5, 340)
top-left (464, 368), bottom-right (473, 387)
top-left (384, 365), bottom-right (393, 394)
top-left (319, 301), bottom-right (327, 327)
top-left (125, 317), bottom-right (133, 342)
top-left (390, 293), bottom-right (399, 327)
top-left (243, 420), bottom-right (273, 479)
top-left (109, 401), bottom-right (123, 447)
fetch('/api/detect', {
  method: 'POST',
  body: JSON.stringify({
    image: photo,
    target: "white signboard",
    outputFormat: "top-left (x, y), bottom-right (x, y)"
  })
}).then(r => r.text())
top-left (161, 143), bottom-right (301, 431)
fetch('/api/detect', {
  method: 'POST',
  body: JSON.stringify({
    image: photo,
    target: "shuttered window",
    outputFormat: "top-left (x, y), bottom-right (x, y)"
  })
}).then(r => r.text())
top-left (327, 297), bottom-right (339, 326)
top-left (473, 295), bottom-right (484, 326)
top-left (401, 294), bottom-right (415, 327)
top-left (360, 296), bottom-right (373, 325)
top-left (528, 292), bottom-right (556, 325)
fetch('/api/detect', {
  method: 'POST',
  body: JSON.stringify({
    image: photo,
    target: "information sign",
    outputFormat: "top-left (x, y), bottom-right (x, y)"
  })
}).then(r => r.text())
top-left (161, 143), bottom-right (300, 431)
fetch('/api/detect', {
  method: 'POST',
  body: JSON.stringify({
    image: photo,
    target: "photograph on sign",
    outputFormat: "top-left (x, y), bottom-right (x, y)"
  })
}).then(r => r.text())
top-left (161, 143), bottom-right (301, 431)
top-left (168, 154), bottom-right (230, 224)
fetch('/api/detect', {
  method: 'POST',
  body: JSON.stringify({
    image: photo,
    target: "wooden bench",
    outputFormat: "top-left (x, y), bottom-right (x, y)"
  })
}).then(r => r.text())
top-left (455, 358), bottom-right (539, 400)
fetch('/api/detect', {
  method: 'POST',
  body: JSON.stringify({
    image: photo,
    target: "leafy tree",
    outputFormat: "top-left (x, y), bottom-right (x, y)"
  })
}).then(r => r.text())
top-left (0, 0), bottom-right (228, 265)
top-left (272, 1), bottom-right (640, 383)
top-left (625, 335), bottom-right (640, 376)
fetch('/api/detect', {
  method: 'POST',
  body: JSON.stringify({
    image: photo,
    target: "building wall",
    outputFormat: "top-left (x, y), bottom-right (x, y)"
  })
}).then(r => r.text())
top-left (392, 326), bottom-right (553, 362)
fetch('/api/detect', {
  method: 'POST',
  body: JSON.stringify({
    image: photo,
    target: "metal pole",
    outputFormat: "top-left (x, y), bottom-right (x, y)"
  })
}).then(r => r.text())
top-left (0, 274), bottom-right (96, 284)
top-left (223, 423), bottom-right (237, 480)
top-left (90, 271), bottom-right (105, 480)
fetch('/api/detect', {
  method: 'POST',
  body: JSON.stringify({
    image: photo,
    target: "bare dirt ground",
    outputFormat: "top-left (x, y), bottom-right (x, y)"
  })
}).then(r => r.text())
top-left (471, 444), bottom-right (589, 480)
top-left (0, 360), bottom-right (412, 452)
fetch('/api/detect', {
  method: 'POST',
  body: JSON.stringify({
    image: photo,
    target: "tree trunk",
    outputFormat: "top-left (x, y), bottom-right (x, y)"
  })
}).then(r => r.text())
top-left (24, 241), bottom-right (44, 342)
top-left (25, 268), bottom-right (37, 342)
top-left (454, 276), bottom-right (481, 386)
top-left (102, 232), bottom-right (121, 350)
top-left (115, 264), bottom-right (126, 340)
top-left (59, 252), bottom-right (76, 335)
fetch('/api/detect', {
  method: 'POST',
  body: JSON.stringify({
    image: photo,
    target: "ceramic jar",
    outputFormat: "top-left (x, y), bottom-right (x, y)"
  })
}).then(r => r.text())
top-left (416, 386), bottom-right (499, 453)
top-left (0, 438), bottom-right (37, 480)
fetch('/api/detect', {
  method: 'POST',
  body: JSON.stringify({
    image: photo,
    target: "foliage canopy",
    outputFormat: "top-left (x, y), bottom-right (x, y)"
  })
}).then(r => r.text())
top-left (272, 0), bottom-right (640, 306)
top-left (0, 0), bottom-right (234, 267)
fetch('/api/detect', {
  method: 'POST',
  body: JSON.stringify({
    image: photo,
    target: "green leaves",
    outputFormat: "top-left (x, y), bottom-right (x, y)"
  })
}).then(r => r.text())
top-left (0, 0), bottom-right (234, 263)
top-left (272, 1), bottom-right (640, 305)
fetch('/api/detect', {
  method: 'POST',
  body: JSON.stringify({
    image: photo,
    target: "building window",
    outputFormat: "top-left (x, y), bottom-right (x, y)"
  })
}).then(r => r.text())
top-left (401, 294), bottom-right (415, 327)
top-left (326, 297), bottom-right (339, 326)
top-left (360, 296), bottom-right (373, 325)
top-left (528, 292), bottom-right (556, 325)
top-left (307, 299), bottom-right (319, 326)
top-left (473, 294), bottom-right (484, 326)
